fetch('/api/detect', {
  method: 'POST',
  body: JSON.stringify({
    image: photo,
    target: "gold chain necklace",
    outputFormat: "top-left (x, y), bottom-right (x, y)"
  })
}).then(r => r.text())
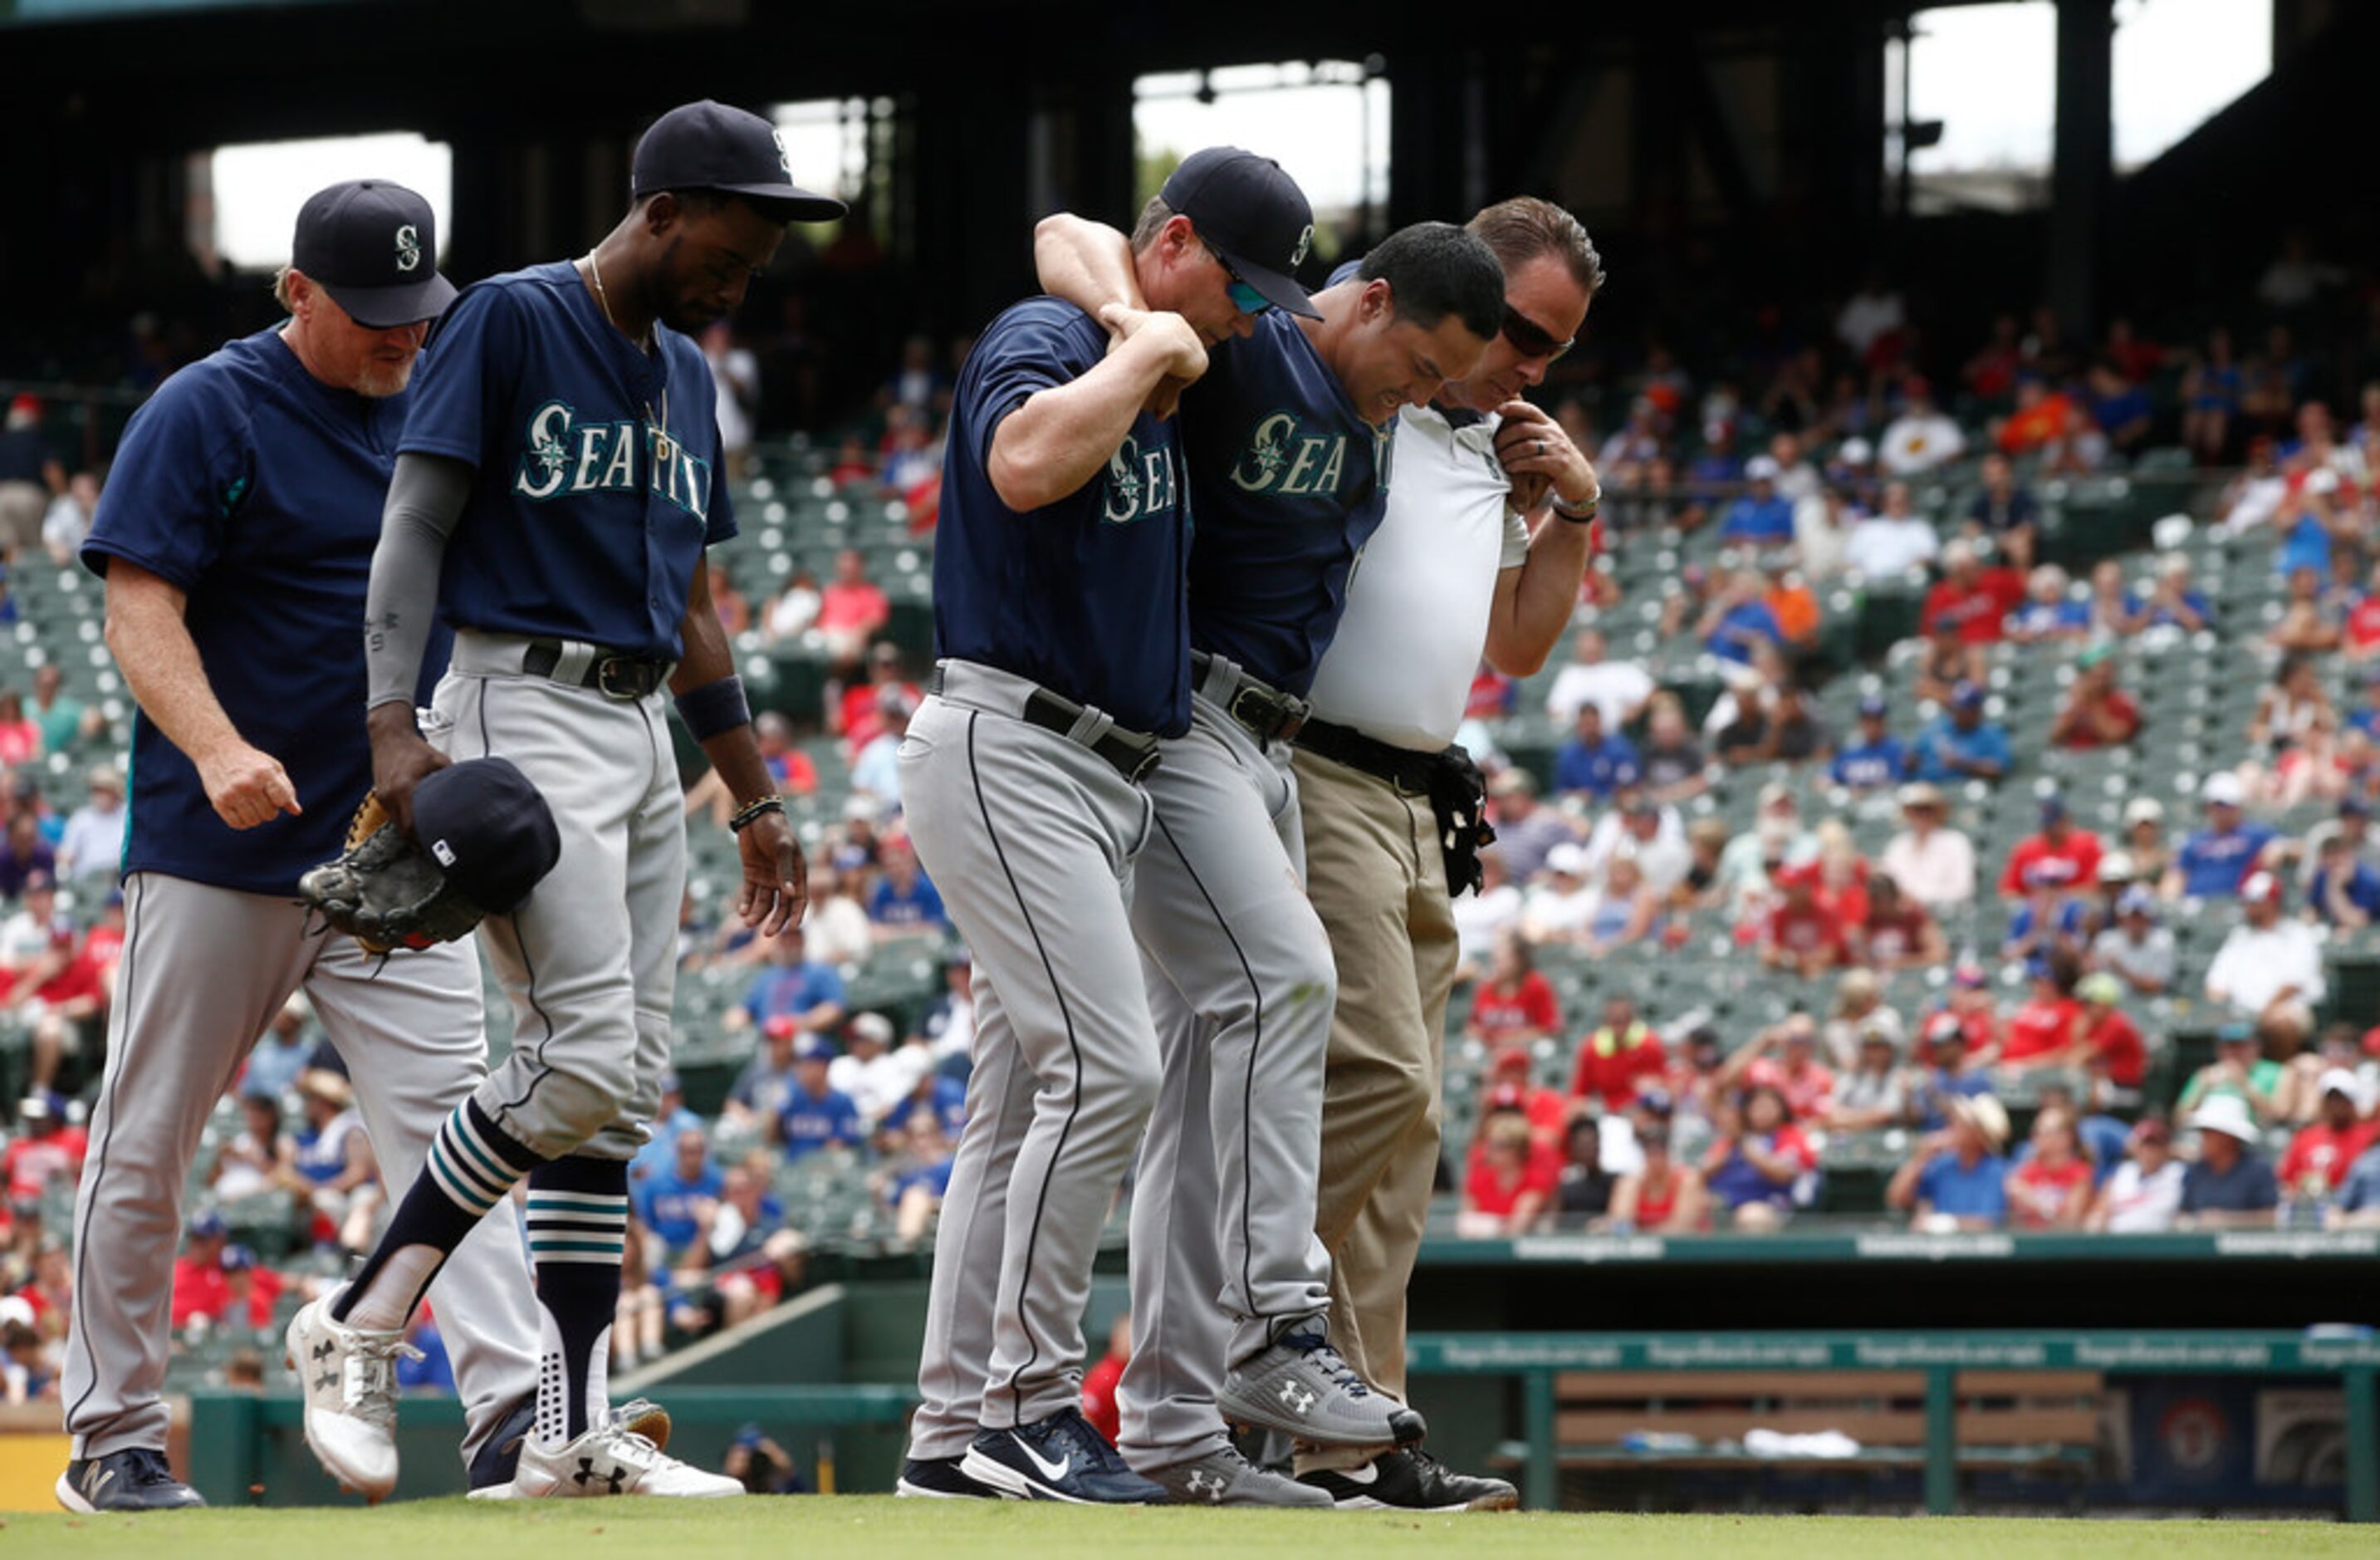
top-left (582, 249), bottom-right (669, 443)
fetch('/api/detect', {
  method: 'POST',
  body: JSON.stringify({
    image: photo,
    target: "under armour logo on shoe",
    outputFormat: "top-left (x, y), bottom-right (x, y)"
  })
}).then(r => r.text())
top-left (573, 1457), bottom-right (625, 1494)
top-left (1279, 1381), bottom-right (1318, 1415)
top-left (314, 1370), bottom-right (339, 1395)
top-left (1186, 1469), bottom-right (1225, 1501)
top-left (312, 1340), bottom-right (335, 1361)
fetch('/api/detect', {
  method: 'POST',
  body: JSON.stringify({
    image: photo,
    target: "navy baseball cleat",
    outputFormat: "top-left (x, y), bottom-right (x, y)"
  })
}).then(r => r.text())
top-left (894, 1455), bottom-right (1000, 1499)
top-left (56, 1449), bottom-right (206, 1512)
top-left (1296, 1447), bottom-right (1519, 1511)
top-left (960, 1409), bottom-right (1166, 1504)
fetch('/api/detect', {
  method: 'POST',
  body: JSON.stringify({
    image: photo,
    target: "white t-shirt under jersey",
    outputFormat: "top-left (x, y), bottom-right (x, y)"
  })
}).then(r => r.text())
top-left (1304, 403), bottom-right (1530, 753)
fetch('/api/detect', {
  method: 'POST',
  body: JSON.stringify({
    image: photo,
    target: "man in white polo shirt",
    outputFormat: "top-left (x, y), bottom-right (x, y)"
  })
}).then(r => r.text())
top-left (1289, 197), bottom-right (1604, 1512)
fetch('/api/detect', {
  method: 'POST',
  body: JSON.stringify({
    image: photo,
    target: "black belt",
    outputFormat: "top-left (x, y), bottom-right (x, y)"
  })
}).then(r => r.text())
top-left (926, 665), bottom-right (1163, 784)
top-left (1191, 651), bottom-right (1310, 744)
top-left (521, 640), bottom-right (671, 700)
top-left (1294, 717), bottom-right (1438, 794)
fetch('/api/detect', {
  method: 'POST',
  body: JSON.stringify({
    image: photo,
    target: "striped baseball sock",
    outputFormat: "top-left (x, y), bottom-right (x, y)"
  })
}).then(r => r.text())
top-left (524, 1155), bottom-right (629, 1450)
top-left (335, 1099), bottom-right (538, 1331)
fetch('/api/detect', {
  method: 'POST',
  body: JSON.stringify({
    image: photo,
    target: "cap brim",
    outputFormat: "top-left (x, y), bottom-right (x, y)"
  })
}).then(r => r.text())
top-left (1217, 250), bottom-right (1320, 320)
top-left (711, 181), bottom-right (849, 223)
top-left (324, 272), bottom-right (459, 330)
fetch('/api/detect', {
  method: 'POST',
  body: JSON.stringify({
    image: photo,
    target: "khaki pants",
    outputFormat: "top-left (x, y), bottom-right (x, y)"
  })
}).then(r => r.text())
top-left (1290, 746), bottom-right (1460, 1473)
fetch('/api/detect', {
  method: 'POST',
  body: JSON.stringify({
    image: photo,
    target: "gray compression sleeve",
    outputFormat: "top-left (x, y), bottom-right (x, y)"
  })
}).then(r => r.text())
top-left (365, 452), bottom-right (472, 711)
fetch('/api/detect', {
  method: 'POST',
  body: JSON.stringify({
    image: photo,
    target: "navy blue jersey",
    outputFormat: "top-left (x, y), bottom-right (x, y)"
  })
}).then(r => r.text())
top-left (1177, 307), bottom-right (1388, 696)
top-left (399, 261), bottom-right (735, 660)
top-left (83, 327), bottom-right (453, 896)
top-left (933, 298), bottom-right (1190, 737)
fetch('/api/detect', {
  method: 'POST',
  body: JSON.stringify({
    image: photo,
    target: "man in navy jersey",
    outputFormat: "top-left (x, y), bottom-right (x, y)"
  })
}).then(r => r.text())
top-left (1036, 186), bottom-right (1506, 1499)
top-left (58, 182), bottom-right (548, 1513)
top-left (894, 150), bottom-right (1308, 1508)
top-left (286, 101), bottom-right (823, 1503)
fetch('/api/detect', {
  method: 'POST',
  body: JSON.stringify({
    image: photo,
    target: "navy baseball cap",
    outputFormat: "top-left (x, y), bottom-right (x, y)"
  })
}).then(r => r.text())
top-left (189, 1209), bottom-right (228, 1240)
top-left (1161, 147), bottom-right (1321, 319)
top-left (410, 758), bottom-right (561, 914)
top-left (1952, 681), bottom-right (1986, 711)
top-left (633, 101), bottom-right (847, 223)
top-left (291, 180), bottom-right (456, 330)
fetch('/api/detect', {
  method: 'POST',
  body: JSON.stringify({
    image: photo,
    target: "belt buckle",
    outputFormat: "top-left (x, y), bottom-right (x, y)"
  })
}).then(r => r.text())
top-left (1229, 685), bottom-right (1281, 741)
top-left (595, 656), bottom-right (650, 700)
top-left (1122, 741), bottom-right (1162, 784)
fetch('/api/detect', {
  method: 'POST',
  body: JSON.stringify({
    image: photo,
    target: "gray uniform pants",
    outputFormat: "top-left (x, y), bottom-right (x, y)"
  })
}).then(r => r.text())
top-left (904, 661), bottom-right (1161, 1451)
top-left (62, 874), bottom-right (538, 1466)
top-left (438, 633), bottom-right (683, 1164)
top-left (1118, 680), bottom-right (1337, 1469)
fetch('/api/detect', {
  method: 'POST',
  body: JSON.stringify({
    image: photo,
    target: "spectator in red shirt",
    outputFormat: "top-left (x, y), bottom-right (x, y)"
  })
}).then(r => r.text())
top-left (815, 547), bottom-right (891, 672)
top-left (1857, 873), bottom-right (1947, 969)
top-left (1999, 794), bottom-right (2103, 898)
top-left (2, 1092), bottom-right (85, 1204)
top-left (2279, 1071), bottom-right (2380, 1195)
top-left (1458, 1114), bottom-right (1560, 1237)
top-left (1484, 1050), bottom-right (1571, 1151)
top-left (833, 642), bottom-right (924, 757)
top-left (1721, 1014), bottom-right (1838, 1122)
top-left (1761, 865), bottom-right (1850, 978)
top-left (1995, 952), bottom-right (2085, 1071)
top-left (10, 920), bottom-right (106, 1095)
top-left (1927, 964), bottom-right (2003, 1059)
top-left (1921, 541), bottom-right (2025, 648)
top-left (686, 711), bottom-right (820, 827)
top-left (1079, 1312), bottom-right (1130, 1445)
top-left (1466, 932), bottom-right (1561, 1049)
top-left (1569, 994), bottom-right (1667, 1113)
top-left (2006, 1106), bottom-right (2096, 1229)
top-left (1609, 1122), bottom-right (1710, 1234)
top-left (166, 1209), bottom-right (233, 1330)
top-left (2069, 971), bottom-right (2150, 1096)
top-left (2047, 645), bottom-right (2143, 751)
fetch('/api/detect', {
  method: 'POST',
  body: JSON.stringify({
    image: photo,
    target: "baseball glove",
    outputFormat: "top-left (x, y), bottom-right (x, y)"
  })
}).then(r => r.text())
top-left (298, 792), bottom-right (488, 955)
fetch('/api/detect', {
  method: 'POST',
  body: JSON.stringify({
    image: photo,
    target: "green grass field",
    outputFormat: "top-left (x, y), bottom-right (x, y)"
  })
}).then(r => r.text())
top-left (7, 1498), bottom-right (2371, 1559)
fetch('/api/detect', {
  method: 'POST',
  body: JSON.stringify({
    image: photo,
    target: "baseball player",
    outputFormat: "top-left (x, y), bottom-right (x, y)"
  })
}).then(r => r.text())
top-left (282, 101), bottom-right (824, 1502)
top-left (894, 150), bottom-right (1311, 1508)
top-left (1290, 199), bottom-right (1604, 1509)
top-left (1036, 181), bottom-right (1507, 1501)
top-left (57, 182), bottom-right (547, 1512)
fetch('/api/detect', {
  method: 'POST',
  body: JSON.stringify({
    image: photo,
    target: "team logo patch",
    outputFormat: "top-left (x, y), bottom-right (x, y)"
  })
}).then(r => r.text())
top-left (394, 223), bottom-right (421, 273)
top-left (513, 400), bottom-right (713, 522)
top-left (1227, 410), bottom-right (1349, 497)
top-left (772, 127), bottom-right (795, 179)
top-left (1291, 223), bottom-right (1314, 267)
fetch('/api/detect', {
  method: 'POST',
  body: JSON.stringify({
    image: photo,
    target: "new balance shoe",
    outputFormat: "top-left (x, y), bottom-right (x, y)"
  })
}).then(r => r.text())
top-left (468, 1396), bottom-right (678, 1492)
top-left (1298, 1448), bottom-right (1519, 1512)
top-left (55, 1449), bottom-right (205, 1512)
top-left (894, 1455), bottom-right (1001, 1499)
top-left (285, 1293), bottom-right (419, 1503)
top-left (960, 1408), bottom-right (1165, 1504)
top-left (468, 1420), bottom-right (742, 1499)
top-left (1217, 1327), bottom-right (1426, 1447)
top-left (1143, 1444), bottom-right (1334, 1507)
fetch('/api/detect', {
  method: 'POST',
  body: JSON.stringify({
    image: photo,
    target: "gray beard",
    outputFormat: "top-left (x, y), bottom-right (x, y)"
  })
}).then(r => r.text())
top-left (355, 360), bottom-right (414, 399)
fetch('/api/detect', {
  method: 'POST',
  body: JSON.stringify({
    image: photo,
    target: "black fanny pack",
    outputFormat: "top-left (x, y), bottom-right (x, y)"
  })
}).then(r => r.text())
top-left (1297, 719), bottom-right (1494, 896)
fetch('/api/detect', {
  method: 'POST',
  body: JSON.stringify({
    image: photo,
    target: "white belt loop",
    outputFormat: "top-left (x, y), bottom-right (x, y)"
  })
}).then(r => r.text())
top-left (1065, 705), bottom-right (1116, 748)
top-left (550, 640), bottom-right (599, 684)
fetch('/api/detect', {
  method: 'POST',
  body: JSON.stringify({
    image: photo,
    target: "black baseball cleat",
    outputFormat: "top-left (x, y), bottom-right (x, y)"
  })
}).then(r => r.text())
top-left (895, 1454), bottom-right (1001, 1499)
top-left (960, 1408), bottom-right (1166, 1504)
top-left (1297, 1447), bottom-right (1519, 1512)
top-left (56, 1449), bottom-right (207, 1512)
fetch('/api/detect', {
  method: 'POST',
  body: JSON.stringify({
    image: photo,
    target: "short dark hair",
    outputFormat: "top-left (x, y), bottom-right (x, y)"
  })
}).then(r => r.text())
top-left (1467, 196), bottom-right (1606, 297)
top-left (1357, 222), bottom-right (1505, 341)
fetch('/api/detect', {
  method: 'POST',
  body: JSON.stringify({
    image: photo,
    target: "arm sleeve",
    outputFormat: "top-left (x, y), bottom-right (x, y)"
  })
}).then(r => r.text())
top-left (364, 454), bottom-right (472, 710)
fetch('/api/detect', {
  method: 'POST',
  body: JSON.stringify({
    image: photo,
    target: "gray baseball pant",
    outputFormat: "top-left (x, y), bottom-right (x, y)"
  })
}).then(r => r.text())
top-left (1118, 681), bottom-right (1337, 1469)
top-left (902, 660), bottom-right (1161, 1448)
top-left (62, 874), bottom-right (539, 1467)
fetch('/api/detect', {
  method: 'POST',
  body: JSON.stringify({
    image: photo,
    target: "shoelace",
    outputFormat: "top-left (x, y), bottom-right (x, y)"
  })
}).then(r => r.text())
top-left (1041, 1410), bottom-right (1129, 1475)
top-left (124, 1449), bottom-right (184, 1488)
top-left (342, 1333), bottom-right (424, 1428)
top-left (1280, 1332), bottom-right (1374, 1396)
top-left (610, 1396), bottom-right (664, 1430)
top-left (585, 1424), bottom-right (664, 1470)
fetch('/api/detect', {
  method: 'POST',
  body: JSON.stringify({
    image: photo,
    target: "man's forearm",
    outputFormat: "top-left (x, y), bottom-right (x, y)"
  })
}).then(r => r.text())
top-left (105, 575), bottom-right (243, 769)
top-left (1034, 214), bottom-right (1143, 316)
top-left (1486, 518), bottom-right (1593, 676)
top-left (674, 592), bottom-right (776, 807)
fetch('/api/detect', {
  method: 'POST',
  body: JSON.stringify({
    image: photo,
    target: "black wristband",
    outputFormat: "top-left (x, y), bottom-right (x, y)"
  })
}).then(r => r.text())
top-left (729, 795), bottom-right (785, 833)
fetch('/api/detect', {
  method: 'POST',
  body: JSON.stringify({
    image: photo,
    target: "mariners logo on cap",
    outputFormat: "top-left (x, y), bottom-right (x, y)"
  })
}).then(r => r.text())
top-left (773, 127), bottom-right (794, 179)
top-left (1291, 223), bottom-right (1314, 267)
top-left (394, 223), bottom-right (421, 273)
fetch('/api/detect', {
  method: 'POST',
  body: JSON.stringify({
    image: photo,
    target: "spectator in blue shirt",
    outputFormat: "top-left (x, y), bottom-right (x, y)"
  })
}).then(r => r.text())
top-left (867, 836), bottom-right (948, 934)
top-left (2309, 831), bottom-right (2380, 926)
top-left (2349, 669), bottom-right (2380, 740)
top-left (1718, 456), bottom-right (1796, 547)
top-left (1700, 570), bottom-right (1786, 667)
top-left (2162, 772), bottom-right (2278, 900)
top-left (2003, 563), bottom-right (2091, 643)
top-left (634, 1127), bottom-right (724, 1259)
top-left (2086, 361), bottom-right (2153, 454)
top-left (2277, 470), bottom-right (2346, 578)
top-left (1888, 1094), bottom-right (2011, 1229)
top-left (1552, 704), bottom-right (1643, 802)
top-left (1831, 694), bottom-right (1907, 792)
top-left (631, 1070), bottom-right (707, 1185)
top-left (2176, 1094), bottom-right (2280, 1228)
top-left (2132, 553), bottom-right (2212, 631)
top-left (1907, 683), bottom-right (2012, 783)
top-left (778, 1038), bottom-right (865, 1159)
top-left (1912, 1016), bottom-right (1993, 1131)
top-left (735, 925), bottom-right (848, 1036)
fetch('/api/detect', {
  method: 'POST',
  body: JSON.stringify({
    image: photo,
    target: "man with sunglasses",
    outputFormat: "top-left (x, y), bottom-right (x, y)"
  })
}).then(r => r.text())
top-left (1291, 197), bottom-right (1606, 1510)
top-left (1035, 163), bottom-right (1507, 1505)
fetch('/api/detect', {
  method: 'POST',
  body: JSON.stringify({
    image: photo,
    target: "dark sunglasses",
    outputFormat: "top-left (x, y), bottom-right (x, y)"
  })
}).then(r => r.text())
top-left (1501, 302), bottom-right (1574, 362)
top-left (1203, 243), bottom-right (1272, 317)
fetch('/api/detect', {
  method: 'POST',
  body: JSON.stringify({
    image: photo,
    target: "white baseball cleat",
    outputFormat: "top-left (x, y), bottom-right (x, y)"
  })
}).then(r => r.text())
top-left (467, 1420), bottom-right (744, 1499)
top-left (284, 1294), bottom-right (419, 1504)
